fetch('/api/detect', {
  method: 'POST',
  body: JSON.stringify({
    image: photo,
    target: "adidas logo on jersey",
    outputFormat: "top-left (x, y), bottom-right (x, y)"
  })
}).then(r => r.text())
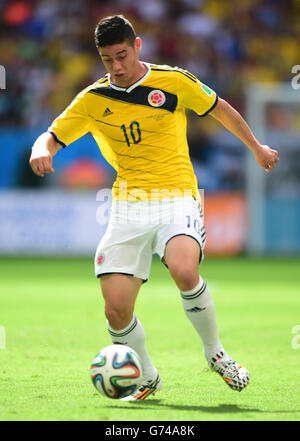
top-left (103, 107), bottom-right (114, 117)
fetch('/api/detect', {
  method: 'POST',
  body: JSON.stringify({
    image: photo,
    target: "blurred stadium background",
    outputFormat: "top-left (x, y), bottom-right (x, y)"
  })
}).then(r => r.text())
top-left (1, 0), bottom-right (300, 257)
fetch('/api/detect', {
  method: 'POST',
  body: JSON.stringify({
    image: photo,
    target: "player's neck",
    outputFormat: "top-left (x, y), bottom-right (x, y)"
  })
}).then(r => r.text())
top-left (134, 61), bottom-right (148, 84)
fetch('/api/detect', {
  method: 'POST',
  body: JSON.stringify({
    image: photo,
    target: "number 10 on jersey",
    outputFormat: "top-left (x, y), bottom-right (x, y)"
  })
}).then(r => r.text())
top-left (121, 121), bottom-right (141, 146)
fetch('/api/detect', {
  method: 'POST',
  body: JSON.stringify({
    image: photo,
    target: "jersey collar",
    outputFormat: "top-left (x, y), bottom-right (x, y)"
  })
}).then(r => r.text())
top-left (108, 62), bottom-right (151, 93)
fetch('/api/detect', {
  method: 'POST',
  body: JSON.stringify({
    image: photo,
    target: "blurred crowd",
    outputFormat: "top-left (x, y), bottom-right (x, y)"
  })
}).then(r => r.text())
top-left (1, 0), bottom-right (300, 190)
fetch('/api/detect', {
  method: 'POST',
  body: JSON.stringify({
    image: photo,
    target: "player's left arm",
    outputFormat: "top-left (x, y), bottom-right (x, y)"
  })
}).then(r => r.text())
top-left (209, 97), bottom-right (279, 172)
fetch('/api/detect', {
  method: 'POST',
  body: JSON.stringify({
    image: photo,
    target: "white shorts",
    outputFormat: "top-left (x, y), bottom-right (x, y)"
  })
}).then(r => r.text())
top-left (94, 197), bottom-right (206, 282)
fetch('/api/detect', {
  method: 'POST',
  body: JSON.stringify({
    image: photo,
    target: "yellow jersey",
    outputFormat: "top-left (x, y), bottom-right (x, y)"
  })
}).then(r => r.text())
top-left (48, 63), bottom-right (218, 202)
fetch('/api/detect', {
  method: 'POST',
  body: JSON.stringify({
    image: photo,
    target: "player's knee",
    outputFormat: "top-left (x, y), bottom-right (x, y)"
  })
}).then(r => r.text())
top-left (105, 303), bottom-right (132, 329)
top-left (168, 262), bottom-right (199, 290)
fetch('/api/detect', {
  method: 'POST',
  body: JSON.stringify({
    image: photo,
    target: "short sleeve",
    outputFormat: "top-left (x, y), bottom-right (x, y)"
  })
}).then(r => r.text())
top-left (177, 70), bottom-right (218, 116)
top-left (48, 88), bottom-right (91, 147)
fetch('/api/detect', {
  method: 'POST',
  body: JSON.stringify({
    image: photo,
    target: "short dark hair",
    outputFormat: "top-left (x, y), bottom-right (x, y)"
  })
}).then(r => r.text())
top-left (94, 15), bottom-right (136, 48)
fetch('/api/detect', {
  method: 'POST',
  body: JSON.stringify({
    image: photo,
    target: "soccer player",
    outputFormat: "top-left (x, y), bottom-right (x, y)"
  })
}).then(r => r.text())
top-left (30, 15), bottom-right (279, 400)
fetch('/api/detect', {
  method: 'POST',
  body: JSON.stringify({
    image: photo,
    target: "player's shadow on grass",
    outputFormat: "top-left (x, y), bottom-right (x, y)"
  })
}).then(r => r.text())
top-left (108, 402), bottom-right (262, 413)
top-left (109, 401), bottom-right (300, 414)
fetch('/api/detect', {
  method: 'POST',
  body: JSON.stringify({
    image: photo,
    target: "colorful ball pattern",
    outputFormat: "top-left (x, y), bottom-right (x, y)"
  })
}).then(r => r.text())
top-left (90, 345), bottom-right (144, 399)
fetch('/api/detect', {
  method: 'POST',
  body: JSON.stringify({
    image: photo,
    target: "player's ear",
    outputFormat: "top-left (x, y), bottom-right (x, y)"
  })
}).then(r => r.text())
top-left (135, 37), bottom-right (142, 54)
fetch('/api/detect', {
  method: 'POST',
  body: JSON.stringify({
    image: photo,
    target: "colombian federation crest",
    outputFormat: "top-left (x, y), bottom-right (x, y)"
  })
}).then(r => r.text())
top-left (97, 254), bottom-right (105, 266)
top-left (148, 89), bottom-right (166, 107)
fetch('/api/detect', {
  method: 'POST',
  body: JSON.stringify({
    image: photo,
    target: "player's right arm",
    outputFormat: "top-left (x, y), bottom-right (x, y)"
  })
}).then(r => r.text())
top-left (29, 86), bottom-right (91, 177)
top-left (29, 132), bottom-right (61, 177)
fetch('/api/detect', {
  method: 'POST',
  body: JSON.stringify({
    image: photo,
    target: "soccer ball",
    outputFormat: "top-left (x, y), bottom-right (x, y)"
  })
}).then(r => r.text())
top-left (90, 344), bottom-right (144, 399)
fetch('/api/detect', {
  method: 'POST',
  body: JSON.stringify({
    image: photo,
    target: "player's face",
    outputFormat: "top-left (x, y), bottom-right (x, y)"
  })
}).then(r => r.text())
top-left (99, 38), bottom-right (143, 88)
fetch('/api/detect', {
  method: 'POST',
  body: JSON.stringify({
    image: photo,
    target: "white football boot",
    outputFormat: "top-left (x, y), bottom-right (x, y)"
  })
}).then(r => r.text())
top-left (120, 374), bottom-right (162, 401)
top-left (210, 351), bottom-right (249, 392)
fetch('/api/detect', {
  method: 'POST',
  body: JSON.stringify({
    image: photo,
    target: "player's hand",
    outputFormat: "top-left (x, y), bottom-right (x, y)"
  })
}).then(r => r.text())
top-left (29, 151), bottom-right (55, 177)
top-left (254, 144), bottom-right (279, 172)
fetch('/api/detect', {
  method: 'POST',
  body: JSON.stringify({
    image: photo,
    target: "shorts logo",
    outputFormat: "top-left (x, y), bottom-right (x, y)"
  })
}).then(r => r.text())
top-left (148, 90), bottom-right (166, 107)
top-left (97, 254), bottom-right (105, 265)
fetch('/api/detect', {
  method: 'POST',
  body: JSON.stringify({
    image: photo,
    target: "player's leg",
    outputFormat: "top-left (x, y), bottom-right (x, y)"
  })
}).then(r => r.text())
top-left (163, 234), bottom-right (249, 392)
top-left (100, 273), bottom-right (159, 383)
top-left (94, 199), bottom-right (161, 399)
top-left (163, 235), bottom-right (224, 361)
top-left (100, 273), bottom-right (141, 330)
top-left (100, 273), bottom-right (162, 400)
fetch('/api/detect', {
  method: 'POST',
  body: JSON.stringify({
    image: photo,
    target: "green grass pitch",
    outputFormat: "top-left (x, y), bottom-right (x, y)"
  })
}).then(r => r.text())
top-left (0, 255), bottom-right (299, 421)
